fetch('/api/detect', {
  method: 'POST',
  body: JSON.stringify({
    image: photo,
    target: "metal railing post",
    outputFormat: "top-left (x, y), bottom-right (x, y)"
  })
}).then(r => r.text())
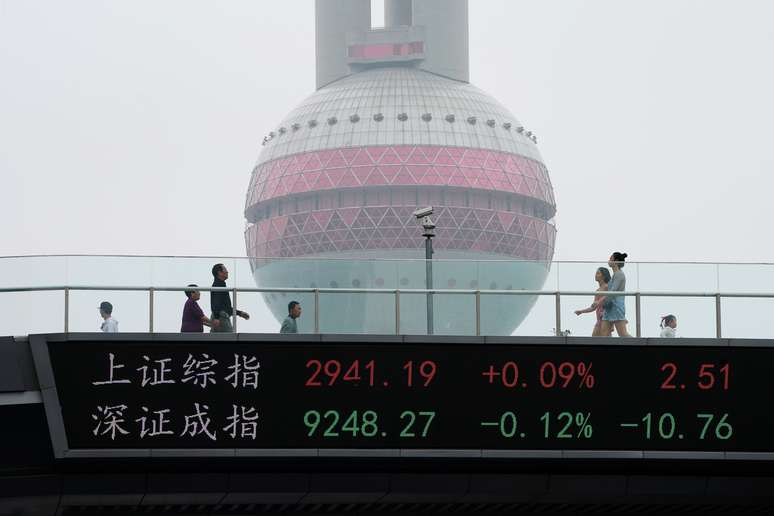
top-left (314, 289), bottom-right (320, 334)
top-left (635, 293), bottom-right (642, 338)
top-left (395, 290), bottom-right (400, 335)
top-left (555, 292), bottom-right (561, 336)
top-left (64, 287), bottom-right (70, 333)
top-left (475, 290), bottom-right (481, 336)
top-left (148, 287), bottom-right (154, 333)
top-left (715, 294), bottom-right (722, 338)
top-left (232, 288), bottom-right (238, 333)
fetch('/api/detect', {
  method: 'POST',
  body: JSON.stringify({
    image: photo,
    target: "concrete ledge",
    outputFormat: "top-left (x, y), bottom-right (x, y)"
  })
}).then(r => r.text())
top-left (142, 473), bottom-right (228, 506)
top-left (222, 473), bottom-right (308, 505)
top-left (545, 475), bottom-right (627, 503)
top-left (648, 338), bottom-right (729, 347)
top-left (0, 475), bottom-right (60, 516)
top-left (627, 475), bottom-right (707, 500)
top-left (465, 474), bottom-right (548, 503)
top-left (303, 474), bottom-right (389, 503)
top-left (61, 474), bottom-right (145, 506)
top-left (382, 474), bottom-right (469, 503)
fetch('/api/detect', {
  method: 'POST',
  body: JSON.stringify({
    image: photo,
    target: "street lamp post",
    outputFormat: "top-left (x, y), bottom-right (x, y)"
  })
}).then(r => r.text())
top-left (414, 207), bottom-right (436, 335)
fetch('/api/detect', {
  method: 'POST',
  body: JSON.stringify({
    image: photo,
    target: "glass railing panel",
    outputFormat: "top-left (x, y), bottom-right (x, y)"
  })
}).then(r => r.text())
top-left (151, 257), bottom-right (238, 292)
top-left (555, 261), bottom-right (604, 292)
top-left (237, 290), bottom-right (304, 334)
top-left (150, 288), bottom-right (267, 334)
top-left (619, 296), bottom-right (638, 337)
top-left (151, 289), bottom-right (192, 333)
top-left (151, 287), bottom-right (302, 334)
top-left (150, 289), bottom-right (181, 333)
top-left (249, 258), bottom-right (404, 291)
top-left (0, 256), bottom-right (67, 288)
top-left (637, 262), bottom-right (717, 293)
top-left (476, 260), bottom-right (555, 336)
top-left (0, 291), bottom-right (64, 335)
top-left (66, 256), bottom-right (152, 287)
top-left (539, 260), bottom-right (559, 291)
top-left (431, 260), bottom-right (479, 291)
top-left (718, 263), bottom-right (774, 293)
top-left (395, 259), bottom-right (431, 292)
top-left (623, 262), bottom-right (640, 291)
top-left (319, 291), bottom-right (395, 334)
top-left (560, 292), bottom-right (598, 337)
top-left (559, 293), bottom-right (639, 338)
top-left (398, 291), bottom-right (475, 336)
top-left (720, 297), bottom-right (774, 339)
top-left (67, 289), bottom-right (150, 333)
top-left (348, 259), bottom-right (400, 290)
top-left (234, 256), bottom-right (258, 290)
top-left (398, 292), bottom-right (429, 335)
top-left (479, 259), bottom-right (553, 293)
top-left (251, 258), bottom-right (324, 290)
top-left (431, 292), bottom-right (475, 335)
top-left (480, 291), bottom-right (543, 336)
top-left (555, 261), bottom-right (639, 292)
top-left (510, 293), bottom-right (557, 337)
top-left (639, 296), bottom-right (716, 338)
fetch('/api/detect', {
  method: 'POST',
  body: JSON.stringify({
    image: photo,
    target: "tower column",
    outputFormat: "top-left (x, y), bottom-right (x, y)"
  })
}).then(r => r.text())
top-left (413, 0), bottom-right (469, 82)
top-left (315, 0), bottom-right (371, 89)
top-left (385, 0), bottom-right (413, 27)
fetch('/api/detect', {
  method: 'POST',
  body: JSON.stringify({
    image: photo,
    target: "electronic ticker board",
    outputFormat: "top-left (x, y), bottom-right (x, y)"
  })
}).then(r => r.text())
top-left (31, 334), bottom-right (774, 459)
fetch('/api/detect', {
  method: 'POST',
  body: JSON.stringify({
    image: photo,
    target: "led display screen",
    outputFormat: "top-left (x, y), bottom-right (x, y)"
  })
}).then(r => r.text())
top-left (43, 338), bottom-right (769, 455)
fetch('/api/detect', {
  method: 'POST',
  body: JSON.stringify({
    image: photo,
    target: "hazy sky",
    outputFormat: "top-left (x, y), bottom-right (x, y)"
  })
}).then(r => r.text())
top-left (2, 0), bottom-right (774, 263)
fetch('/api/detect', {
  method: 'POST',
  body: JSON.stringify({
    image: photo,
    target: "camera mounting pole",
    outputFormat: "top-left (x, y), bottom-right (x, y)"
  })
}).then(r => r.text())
top-left (414, 208), bottom-right (436, 335)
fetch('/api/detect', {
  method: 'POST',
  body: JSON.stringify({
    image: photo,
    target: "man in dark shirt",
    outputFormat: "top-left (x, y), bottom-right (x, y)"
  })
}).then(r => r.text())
top-left (210, 263), bottom-right (250, 333)
top-left (181, 285), bottom-right (219, 332)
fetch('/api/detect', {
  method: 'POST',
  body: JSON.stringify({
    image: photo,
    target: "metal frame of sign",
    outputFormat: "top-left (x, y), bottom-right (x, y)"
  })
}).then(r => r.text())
top-left (29, 332), bottom-right (774, 461)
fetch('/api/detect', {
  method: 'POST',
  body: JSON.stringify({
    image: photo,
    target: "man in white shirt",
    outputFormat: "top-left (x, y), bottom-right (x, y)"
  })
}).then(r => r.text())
top-left (99, 301), bottom-right (119, 333)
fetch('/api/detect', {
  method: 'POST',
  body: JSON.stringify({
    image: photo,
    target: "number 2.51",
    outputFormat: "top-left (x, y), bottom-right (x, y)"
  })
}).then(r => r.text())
top-left (660, 363), bottom-right (730, 390)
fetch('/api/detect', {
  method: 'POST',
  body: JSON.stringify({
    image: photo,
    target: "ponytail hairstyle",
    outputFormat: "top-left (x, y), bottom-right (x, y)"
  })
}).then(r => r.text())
top-left (661, 314), bottom-right (676, 328)
top-left (597, 267), bottom-right (611, 284)
top-left (611, 252), bottom-right (628, 268)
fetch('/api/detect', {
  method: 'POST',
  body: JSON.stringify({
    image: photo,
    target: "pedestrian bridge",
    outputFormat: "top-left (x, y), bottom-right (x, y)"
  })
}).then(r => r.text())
top-left (3, 255), bottom-right (774, 514)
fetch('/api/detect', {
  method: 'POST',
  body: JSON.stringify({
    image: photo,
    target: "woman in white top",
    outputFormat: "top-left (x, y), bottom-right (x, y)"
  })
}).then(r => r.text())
top-left (660, 314), bottom-right (677, 338)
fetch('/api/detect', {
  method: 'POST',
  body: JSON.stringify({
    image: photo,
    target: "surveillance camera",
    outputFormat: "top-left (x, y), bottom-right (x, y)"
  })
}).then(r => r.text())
top-left (413, 206), bottom-right (434, 219)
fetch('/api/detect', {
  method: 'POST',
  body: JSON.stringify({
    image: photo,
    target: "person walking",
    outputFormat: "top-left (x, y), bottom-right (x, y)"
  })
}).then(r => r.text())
top-left (574, 267), bottom-right (611, 336)
top-left (210, 263), bottom-right (249, 332)
top-left (98, 301), bottom-right (119, 333)
top-left (181, 284), bottom-right (220, 333)
top-left (660, 314), bottom-right (678, 338)
top-left (599, 252), bottom-right (632, 337)
top-left (280, 301), bottom-right (301, 334)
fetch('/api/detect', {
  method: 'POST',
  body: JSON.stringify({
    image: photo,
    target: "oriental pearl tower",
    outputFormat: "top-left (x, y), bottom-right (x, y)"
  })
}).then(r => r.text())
top-left (245, 0), bottom-right (556, 335)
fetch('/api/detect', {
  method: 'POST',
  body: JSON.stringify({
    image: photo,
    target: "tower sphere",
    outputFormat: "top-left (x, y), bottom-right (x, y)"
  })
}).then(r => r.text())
top-left (245, 3), bottom-right (556, 334)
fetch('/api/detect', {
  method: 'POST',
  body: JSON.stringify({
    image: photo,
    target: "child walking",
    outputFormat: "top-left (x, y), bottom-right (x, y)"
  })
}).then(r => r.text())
top-left (574, 267), bottom-right (611, 336)
top-left (660, 314), bottom-right (678, 338)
